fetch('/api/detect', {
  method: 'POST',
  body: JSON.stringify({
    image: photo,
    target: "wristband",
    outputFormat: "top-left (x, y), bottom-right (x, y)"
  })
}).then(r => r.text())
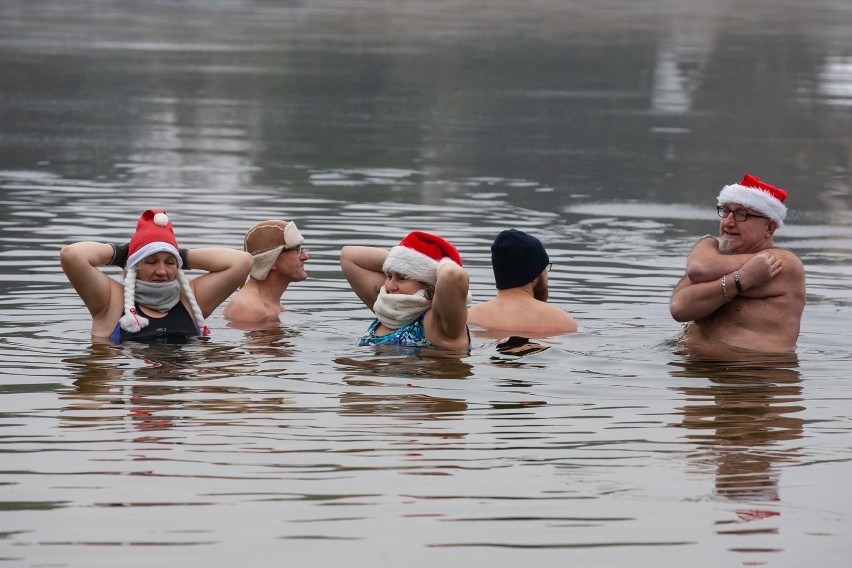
top-left (733, 270), bottom-right (743, 293)
top-left (108, 243), bottom-right (129, 268)
top-left (179, 248), bottom-right (191, 270)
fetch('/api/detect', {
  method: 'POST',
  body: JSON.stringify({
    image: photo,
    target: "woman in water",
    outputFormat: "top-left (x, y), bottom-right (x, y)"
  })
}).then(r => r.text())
top-left (340, 231), bottom-right (470, 350)
top-left (60, 209), bottom-right (252, 343)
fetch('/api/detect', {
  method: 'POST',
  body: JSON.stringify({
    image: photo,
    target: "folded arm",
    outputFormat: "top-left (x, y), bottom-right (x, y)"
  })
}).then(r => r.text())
top-left (671, 240), bottom-right (795, 322)
top-left (426, 259), bottom-right (470, 347)
top-left (60, 241), bottom-right (120, 320)
top-left (187, 248), bottom-right (253, 318)
top-left (686, 237), bottom-right (750, 283)
top-left (669, 274), bottom-right (729, 322)
top-left (340, 246), bottom-right (388, 311)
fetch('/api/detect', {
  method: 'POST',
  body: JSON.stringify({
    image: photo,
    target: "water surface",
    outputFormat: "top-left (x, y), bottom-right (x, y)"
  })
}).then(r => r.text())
top-left (1, 1), bottom-right (851, 566)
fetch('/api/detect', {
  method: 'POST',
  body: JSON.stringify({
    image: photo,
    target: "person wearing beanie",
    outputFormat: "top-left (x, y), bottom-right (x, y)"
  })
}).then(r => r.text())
top-left (60, 209), bottom-right (252, 343)
top-left (670, 173), bottom-right (805, 355)
top-left (222, 219), bottom-right (309, 323)
top-left (467, 229), bottom-right (578, 335)
top-left (340, 231), bottom-right (470, 350)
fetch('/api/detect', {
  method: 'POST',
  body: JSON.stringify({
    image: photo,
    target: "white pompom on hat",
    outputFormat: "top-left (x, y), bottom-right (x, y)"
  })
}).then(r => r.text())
top-left (382, 231), bottom-right (463, 286)
top-left (717, 173), bottom-right (788, 227)
top-left (119, 209), bottom-right (209, 336)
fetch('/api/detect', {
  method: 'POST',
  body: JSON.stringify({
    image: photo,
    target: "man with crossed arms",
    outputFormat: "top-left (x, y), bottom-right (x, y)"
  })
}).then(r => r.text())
top-left (670, 173), bottom-right (805, 355)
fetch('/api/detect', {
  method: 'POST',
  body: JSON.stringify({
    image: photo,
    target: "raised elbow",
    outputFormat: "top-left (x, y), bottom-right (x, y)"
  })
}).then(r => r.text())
top-left (236, 250), bottom-right (253, 274)
top-left (669, 298), bottom-right (691, 322)
top-left (686, 265), bottom-right (714, 284)
top-left (59, 243), bottom-right (83, 270)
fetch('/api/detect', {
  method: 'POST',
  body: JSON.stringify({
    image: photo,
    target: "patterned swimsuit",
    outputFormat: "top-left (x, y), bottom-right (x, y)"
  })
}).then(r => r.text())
top-left (357, 313), bottom-right (434, 347)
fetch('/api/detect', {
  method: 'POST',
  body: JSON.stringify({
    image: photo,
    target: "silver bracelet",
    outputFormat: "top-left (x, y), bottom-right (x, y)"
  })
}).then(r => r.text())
top-left (721, 275), bottom-right (731, 302)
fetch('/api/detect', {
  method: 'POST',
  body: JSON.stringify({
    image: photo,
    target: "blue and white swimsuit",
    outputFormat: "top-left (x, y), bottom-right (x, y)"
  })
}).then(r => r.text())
top-left (358, 313), bottom-right (434, 347)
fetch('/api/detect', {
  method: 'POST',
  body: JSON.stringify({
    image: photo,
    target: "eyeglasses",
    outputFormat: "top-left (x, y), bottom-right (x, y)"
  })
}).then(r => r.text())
top-left (283, 246), bottom-right (305, 255)
top-left (717, 206), bottom-right (769, 223)
top-left (546, 262), bottom-right (553, 272)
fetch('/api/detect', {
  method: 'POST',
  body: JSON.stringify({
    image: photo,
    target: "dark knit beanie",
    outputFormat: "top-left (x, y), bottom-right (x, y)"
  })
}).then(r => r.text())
top-left (491, 229), bottom-right (550, 289)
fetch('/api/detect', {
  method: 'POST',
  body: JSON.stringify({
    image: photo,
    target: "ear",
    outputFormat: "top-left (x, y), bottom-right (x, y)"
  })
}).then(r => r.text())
top-left (766, 220), bottom-right (778, 236)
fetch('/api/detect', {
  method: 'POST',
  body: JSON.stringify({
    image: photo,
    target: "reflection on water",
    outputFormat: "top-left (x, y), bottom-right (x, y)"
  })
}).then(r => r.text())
top-left (336, 349), bottom-right (475, 381)
top-left (1, 0), bottom-right (852, 566)
top-left (670, 357), bottom-right (804, 557)
top-left (63, 341), bottom-right (271, 433)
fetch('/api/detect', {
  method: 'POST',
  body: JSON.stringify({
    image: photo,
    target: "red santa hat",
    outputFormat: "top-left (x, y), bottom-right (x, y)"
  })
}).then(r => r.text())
top-left (382, 231), bottom-right (463, 285)
top-left (717, 173), bottom-right (788, 227)
top-left (119, 209), bottom-right (208, 336)
top-left (127, 209), bottom-right (183, 268)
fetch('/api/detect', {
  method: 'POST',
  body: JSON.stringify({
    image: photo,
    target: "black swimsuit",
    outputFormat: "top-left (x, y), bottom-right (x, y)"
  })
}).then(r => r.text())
top-left (110, 302), bottom-right (200, 344)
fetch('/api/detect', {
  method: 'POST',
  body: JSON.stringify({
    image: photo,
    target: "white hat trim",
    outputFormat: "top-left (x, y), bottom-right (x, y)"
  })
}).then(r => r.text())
top-left (127, 242), bottom-right (182, 269)
top-left (284, 222), bottom-right (304, 248)
top-left (717, 184), bottom-right (787, 227)
top-left (383, 246), bottom-right (439, 285)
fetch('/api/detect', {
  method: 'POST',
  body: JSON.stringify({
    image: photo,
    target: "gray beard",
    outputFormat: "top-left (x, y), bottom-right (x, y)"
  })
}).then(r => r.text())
top-left (135, 280), bottom-right (181, 312)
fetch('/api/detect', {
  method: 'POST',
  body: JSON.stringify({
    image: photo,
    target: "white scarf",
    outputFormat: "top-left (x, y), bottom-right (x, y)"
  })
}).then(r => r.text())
top-left (134, 280), bottom-right (181, 312)
top-left (372, 287), bottom-right (431, 329)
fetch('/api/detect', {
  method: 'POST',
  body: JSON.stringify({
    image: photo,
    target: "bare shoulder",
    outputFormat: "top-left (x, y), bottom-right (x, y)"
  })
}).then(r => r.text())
top-left (771, 246), bottom-right (802, 261)
top-left (543, 302), bottom-right (578, 331)
top-left (223, 290), bottom-right (271, 323)
top-left (466, 300), bottom-right (494, 323)
top-left (771, 247), bottom-right (805, 274)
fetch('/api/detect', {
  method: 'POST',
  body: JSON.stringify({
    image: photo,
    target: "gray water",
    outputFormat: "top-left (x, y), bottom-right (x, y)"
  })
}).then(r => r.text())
top-left (1, 1), bottom-right (851, 566)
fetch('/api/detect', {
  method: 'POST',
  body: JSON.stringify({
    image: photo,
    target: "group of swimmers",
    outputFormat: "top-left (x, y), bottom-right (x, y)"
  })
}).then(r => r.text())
top-left (60, 172), bottom-right (806, 356)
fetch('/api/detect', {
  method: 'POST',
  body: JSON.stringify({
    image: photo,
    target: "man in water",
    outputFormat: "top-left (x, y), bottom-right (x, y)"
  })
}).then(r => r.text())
top-left (223, 219), bottom-right (309, 323)
top-left (467, 229), bottom-right (577, 335)
top-left (670, 173), bottom-right (806, 355)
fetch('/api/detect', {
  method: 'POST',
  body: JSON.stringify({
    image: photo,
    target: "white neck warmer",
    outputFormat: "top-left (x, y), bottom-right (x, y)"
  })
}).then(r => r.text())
top-left (372, 287), bottom-right (431, 329)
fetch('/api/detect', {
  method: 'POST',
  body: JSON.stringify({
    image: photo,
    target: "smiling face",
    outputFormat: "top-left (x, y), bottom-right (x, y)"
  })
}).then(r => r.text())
top-left (717, 203), bottom-right (777, 254)
top-left (136, 251), bottom-right (179, 282)
top-left (273, 246), bottom-right (309, 282)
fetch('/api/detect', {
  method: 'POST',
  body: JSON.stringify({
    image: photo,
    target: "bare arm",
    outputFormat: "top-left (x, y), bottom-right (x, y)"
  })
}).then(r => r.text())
top-left (340, 246), bottom-right (388, 311)
top-left (669, 274), bottom-right (728, 322)
top-left (737, 248), bottom-right (802, 299)
top-left (686, 237), bottom-right (752, 283)
top-left (221, 289), bottom-right (272, 323)
top-left (671, 246), bottom-right (794, 322)
top-left (425, 260), bottom-right (470, 347)
top-left (187, 248), bottom-right (253, 318)
top-left (60, 241), bottom-right (121, 320)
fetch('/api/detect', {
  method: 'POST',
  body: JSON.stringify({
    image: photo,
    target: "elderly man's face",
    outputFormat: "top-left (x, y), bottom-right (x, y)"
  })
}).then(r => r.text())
top-left (717, 203), bottom-right (776, 254)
